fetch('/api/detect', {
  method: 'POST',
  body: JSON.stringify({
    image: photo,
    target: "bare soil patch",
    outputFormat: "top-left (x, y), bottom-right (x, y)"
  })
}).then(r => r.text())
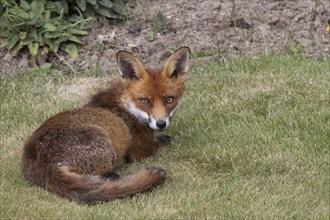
top-left (1, 0), bottom-right (329, 78)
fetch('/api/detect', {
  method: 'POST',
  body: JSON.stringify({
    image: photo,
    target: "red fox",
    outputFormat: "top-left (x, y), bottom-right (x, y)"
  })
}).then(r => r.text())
top-left (21, 47), bottom-right (190, 204)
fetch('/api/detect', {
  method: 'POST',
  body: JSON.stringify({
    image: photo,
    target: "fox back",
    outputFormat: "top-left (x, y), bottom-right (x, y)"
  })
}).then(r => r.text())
top-left (21, 47), bottom-right (190, 204)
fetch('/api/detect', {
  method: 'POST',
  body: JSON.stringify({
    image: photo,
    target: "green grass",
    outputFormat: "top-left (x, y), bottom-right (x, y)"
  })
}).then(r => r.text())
top-left (1, 55), bottom-right (329, 219)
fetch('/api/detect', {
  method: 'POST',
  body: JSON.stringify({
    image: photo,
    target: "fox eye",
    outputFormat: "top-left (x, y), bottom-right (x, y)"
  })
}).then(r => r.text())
top-left (165, 96), bottom-right (174, 104)
top-left (140, 98), bottom-right (150, 105)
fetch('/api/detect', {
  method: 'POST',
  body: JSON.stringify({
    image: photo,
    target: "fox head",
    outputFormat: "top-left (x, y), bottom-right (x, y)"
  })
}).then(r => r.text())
top-left (117, 47), bottom-right (190, 130)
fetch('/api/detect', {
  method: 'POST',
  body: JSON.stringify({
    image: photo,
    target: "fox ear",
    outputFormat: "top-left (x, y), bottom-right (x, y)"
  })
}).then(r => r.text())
top-left (116, 51), bottom-right (145, 80)
top-left (163, 46), bottom-right (190, 78)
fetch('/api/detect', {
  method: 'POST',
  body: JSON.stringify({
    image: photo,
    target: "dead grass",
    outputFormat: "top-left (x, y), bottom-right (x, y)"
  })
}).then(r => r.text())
top-left (57, 77), bottom-right (109, 101)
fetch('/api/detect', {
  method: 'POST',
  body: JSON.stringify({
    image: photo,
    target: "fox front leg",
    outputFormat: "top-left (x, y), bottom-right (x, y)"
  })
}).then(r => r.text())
top-left (157, 135), bottom-right (171, 145)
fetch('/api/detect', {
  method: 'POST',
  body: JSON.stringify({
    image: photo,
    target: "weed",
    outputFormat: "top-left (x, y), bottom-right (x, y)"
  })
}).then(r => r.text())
top-left (151, 11), bottom-right (170, 34)
top-left (145, 31), bottom-right (157, 42)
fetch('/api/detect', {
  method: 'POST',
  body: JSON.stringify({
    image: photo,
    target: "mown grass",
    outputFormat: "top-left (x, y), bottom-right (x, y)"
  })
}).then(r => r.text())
top-left (1, 54), bottom-right (329, 219)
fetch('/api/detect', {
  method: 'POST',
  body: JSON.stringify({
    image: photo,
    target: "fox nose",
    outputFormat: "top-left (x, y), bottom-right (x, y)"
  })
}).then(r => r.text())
top-left (156, 120), bottom-right (167, 130)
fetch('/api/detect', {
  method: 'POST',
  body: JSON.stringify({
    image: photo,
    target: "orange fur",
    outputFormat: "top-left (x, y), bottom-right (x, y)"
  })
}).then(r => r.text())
top-left (21, 47), bottom-right (190, 204)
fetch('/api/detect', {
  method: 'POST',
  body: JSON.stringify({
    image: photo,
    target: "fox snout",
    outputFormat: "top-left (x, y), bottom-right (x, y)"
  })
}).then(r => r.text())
top-left (149, 117), bottom-right (170, 131)
top-left (156, 120), bottom-right (167, 130)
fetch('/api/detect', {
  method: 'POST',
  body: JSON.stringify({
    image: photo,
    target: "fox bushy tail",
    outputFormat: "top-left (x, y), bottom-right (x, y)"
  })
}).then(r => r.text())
top-left (51, 166), bottom-right (166, 204)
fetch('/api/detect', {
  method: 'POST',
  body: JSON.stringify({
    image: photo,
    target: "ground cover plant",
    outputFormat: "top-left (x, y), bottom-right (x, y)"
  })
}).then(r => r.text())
top-left (0, 54), bottom-right (329, 219)
top-left (0, 0), bottom-right (126, 65)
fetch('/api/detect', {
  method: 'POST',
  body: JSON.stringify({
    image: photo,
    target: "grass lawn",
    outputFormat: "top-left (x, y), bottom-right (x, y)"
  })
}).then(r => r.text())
top-left (0, 54), bottom-right (329, 219)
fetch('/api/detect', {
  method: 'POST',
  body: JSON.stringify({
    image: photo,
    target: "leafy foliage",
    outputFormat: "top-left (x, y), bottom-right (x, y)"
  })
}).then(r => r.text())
top-left (151, 11), bottom-right (170, 34)
top-left (0, 0), bottom-right (126, 64)
top-left (70, 0), bottom-right (126, 19)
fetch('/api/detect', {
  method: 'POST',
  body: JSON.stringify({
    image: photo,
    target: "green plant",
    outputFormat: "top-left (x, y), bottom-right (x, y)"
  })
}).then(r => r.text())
top-left (0, 0), bottom-right (91, 62)
top-left (285, 32), bottom-right (305, 56)
top-left (151, 11), bottom-right (170, 34)
top-left (0, 0), bottom-right (126, 65)
top-left (70, 0), bottom-right (126, 19)
top-left (145, 31), bottom-right (157, 42)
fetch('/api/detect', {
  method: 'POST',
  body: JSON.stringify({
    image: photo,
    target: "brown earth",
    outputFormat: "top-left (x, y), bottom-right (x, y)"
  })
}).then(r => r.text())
top-left (1, 0), bottom-right (329, 78)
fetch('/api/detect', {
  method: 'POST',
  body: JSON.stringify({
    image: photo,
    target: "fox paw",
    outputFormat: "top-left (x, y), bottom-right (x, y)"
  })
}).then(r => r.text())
top-left (104, 172), bottom-right (120, 180)
top-left (157, 135), bottom-right (171, 145)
